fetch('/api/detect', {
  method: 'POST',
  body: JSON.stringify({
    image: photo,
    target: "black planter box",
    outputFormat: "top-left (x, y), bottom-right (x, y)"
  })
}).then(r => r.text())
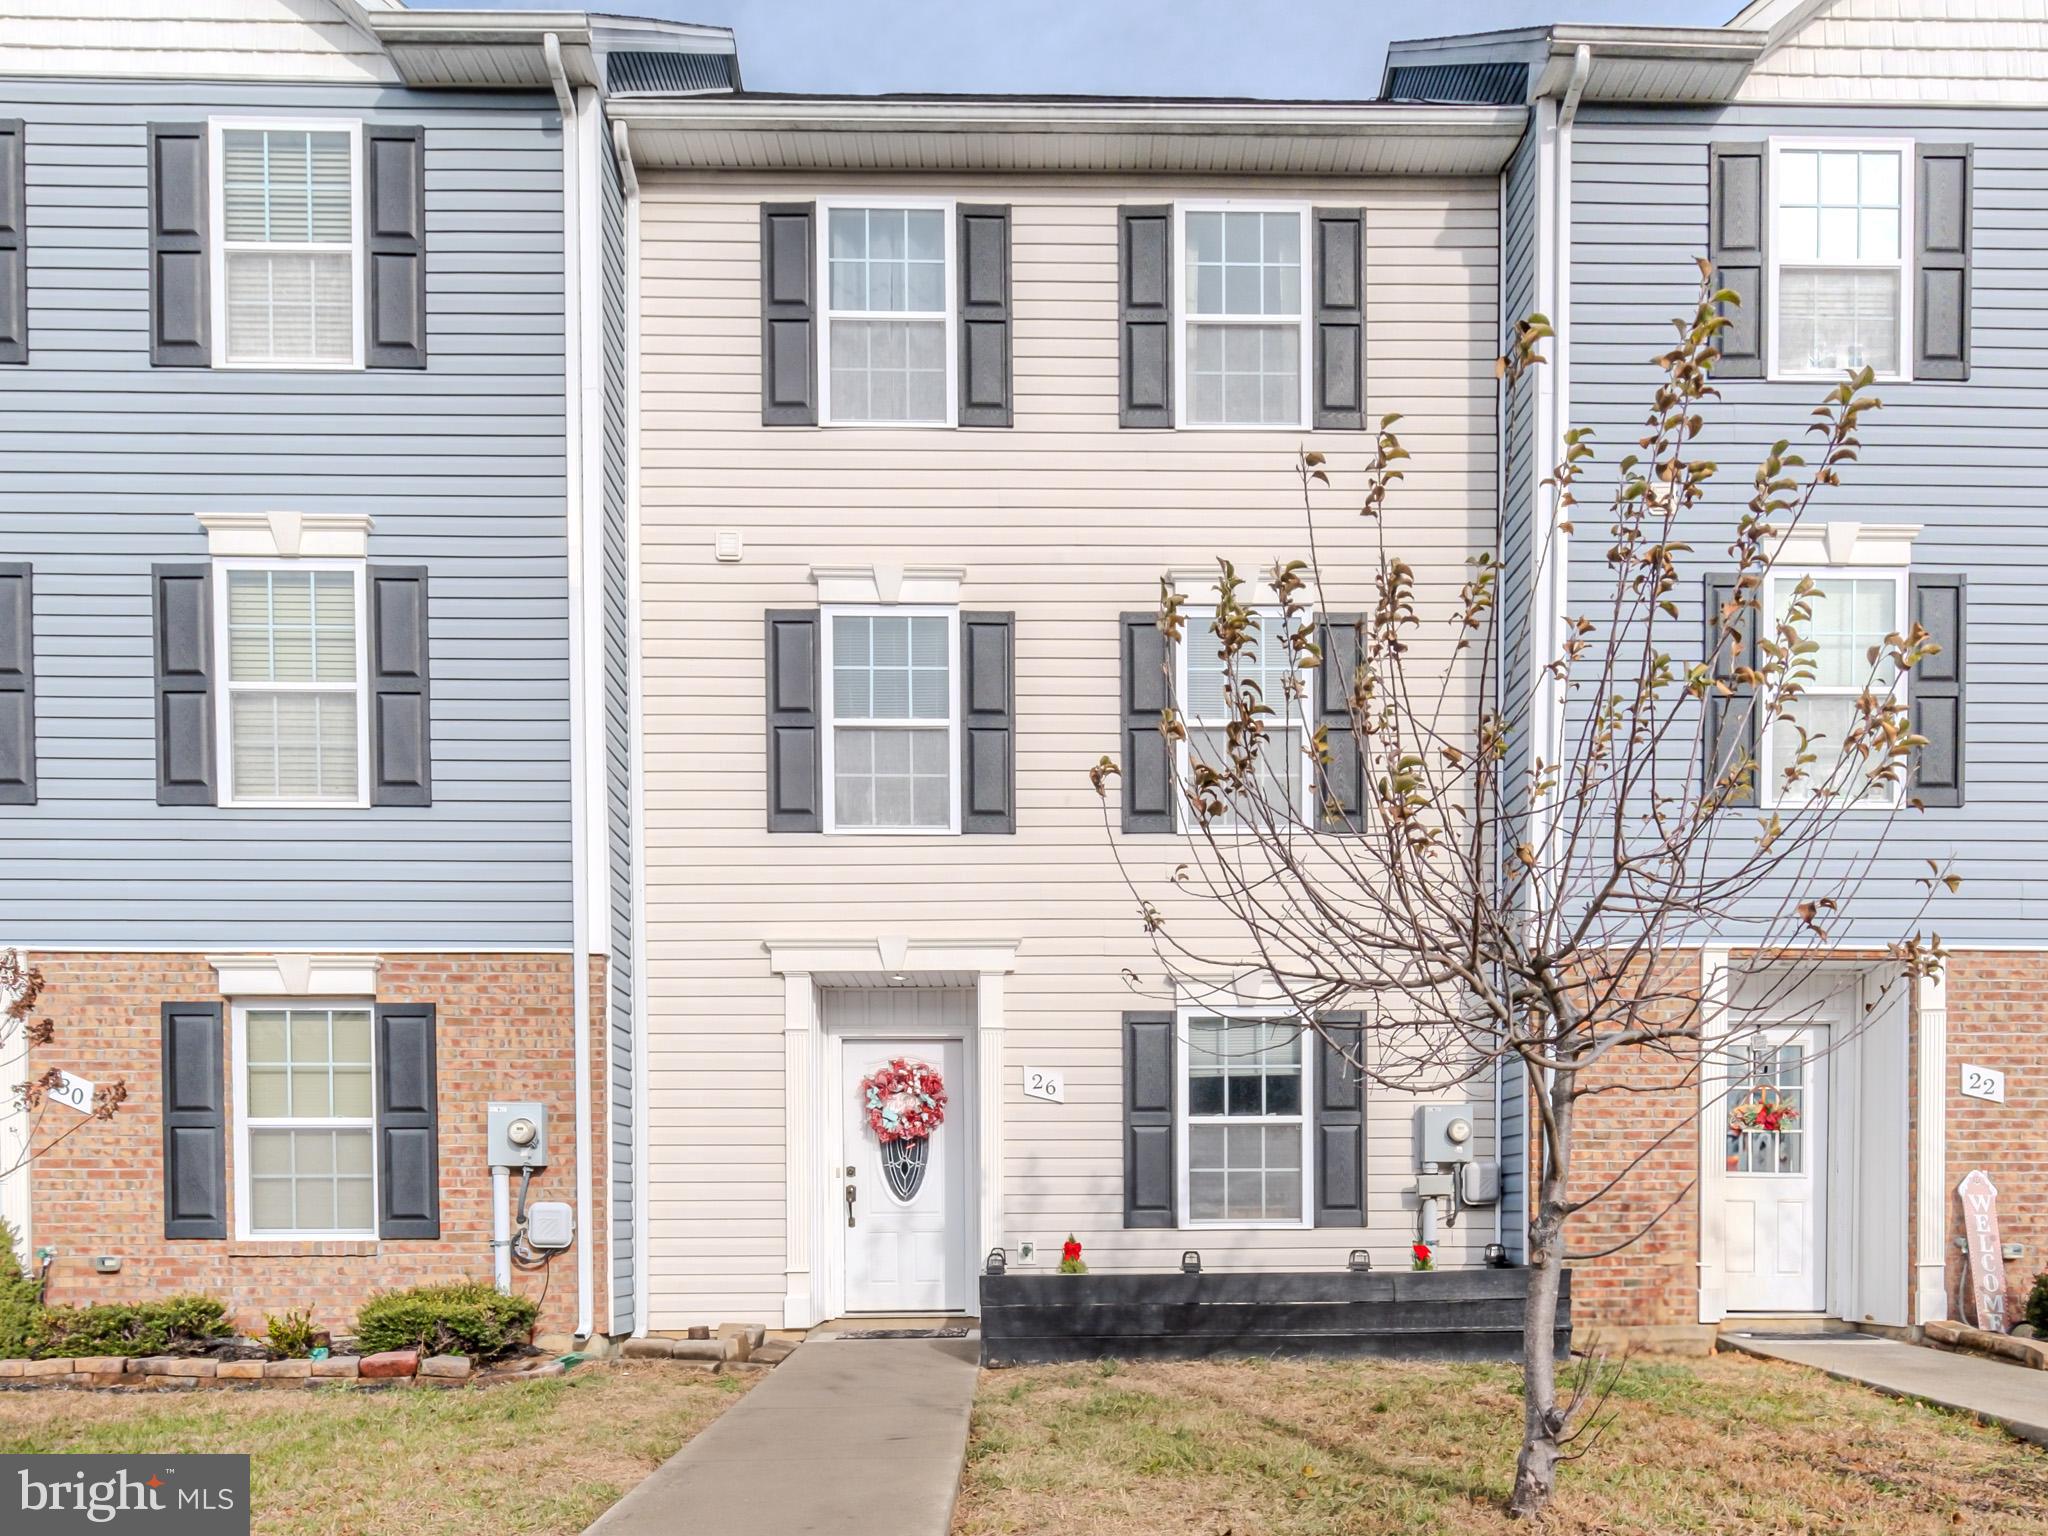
top-left (978, 1266), bottom-right (1570, 1366)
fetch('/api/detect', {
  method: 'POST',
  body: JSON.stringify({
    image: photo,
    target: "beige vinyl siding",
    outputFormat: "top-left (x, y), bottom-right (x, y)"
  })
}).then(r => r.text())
top-left (640, 172), bottom-right (1500, 1327)
top-left (0, 0), bottom-right (399, 83)
top-left (1739, 0), bottom-right (2048, 105)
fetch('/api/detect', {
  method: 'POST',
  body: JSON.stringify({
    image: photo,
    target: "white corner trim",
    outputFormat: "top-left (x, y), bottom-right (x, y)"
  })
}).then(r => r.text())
top-left (208, 952), bottom-right (382, 998)
top-left (195, 512), bottom-right (374, 561)
top-left (809, 564), bottom-right (966, 606)
top-left (1776, 521), bottom-right (1923, 569)
top-left (762, 936), bottom-right (1021, 977)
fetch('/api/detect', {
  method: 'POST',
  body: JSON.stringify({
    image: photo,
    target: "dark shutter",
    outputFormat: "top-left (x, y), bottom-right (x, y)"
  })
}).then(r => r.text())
top-left (148, 124), bottom-right (209, 367)
top-left (1318, 612), bottom-right (1363, 827)
top-left (0, 119), bottom-right (24, 365)
top-left (1314, 1012), bottom-right (1366, 1227)
top-left (1703, 572), bottom-right (1758, 807)
top-left (364, 124), bottom-right (427, 369)
top-left (765, 609), bottom-right (821, 831)
top-left (1120, 612), bottom-right (1173, 832)
top-left (1915, 145), bottom-right (1972, 382)
top-left (1313, 208), bottom-right (1364, 430)
top-left (1123, 1011), bottom-right (1175, 1228)
top-left (957, 204), bottom-right (1012, 427)
top-left (1911, 573), bottom-right (1965, 808)
top-left (760, 202), bottom-right (817, 425)
top-left (368, 565), bottom-right (431, 806)
top-left (375, 1002), bottom-right (440, 1239)
top-left (0, 565), bottom-right (32, 805)
top-left (152, 563), bottom-right (214, 806)
top-left (1118, 206), bottom-right (1172, 428)
top-left (161, 1002), bottom-right (225, 1239)
top-left (1708, 142), bottom-right (1767, 379)
top-left (960, 611), bottom-right (1015, 834)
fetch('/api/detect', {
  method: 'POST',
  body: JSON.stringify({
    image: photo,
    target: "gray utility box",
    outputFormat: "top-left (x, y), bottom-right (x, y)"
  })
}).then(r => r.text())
top-left (1416, 1104), bottom-right (1481, 1166)
top-left (487, 1102), bottom-right (549, 1169)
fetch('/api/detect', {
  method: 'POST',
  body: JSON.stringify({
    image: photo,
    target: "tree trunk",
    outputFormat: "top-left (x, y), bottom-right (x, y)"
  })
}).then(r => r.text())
top-left (1510, 1074), bottom-right (1573, 1519)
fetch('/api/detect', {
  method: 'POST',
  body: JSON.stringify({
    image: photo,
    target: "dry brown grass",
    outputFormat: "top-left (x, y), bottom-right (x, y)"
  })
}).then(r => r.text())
top-left (953, 1354), bottom-right (2048, 1535)
top-left (0, 1361), bottom-right (750, 1535)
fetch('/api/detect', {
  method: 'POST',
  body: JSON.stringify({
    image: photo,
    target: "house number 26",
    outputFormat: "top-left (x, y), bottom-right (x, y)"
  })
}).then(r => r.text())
top-left (1023, 1068), bottom-right (1065, 1104)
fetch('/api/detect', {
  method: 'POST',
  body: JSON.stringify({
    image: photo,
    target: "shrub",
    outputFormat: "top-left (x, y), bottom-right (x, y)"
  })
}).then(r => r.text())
top-left (27, 1294), bottom-right (231, 1359)
top-left (0, 1218), bottom-right (37, 1359)
top-left (2026, 1271), bottom-right (2048, 1334)
top-left (265, 1309), bottom-right (318, 1359)
top-left (352, 1281), bottom-right (538, 1362)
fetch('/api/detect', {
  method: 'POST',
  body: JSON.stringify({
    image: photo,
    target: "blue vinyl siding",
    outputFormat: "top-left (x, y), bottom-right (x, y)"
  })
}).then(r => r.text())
top-left (598, 129), bottom-right (636, 1334)
top-left (1566, 103), bottom-right (2048, 945)
top-left (0, 78), bottom-right (571, 948)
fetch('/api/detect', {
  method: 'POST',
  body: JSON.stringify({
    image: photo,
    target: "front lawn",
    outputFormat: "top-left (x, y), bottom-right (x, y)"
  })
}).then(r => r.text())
top-left (953, 1355), bottom-right (2048, 1535)
top-left (0, 1362), bottom-right (748, 1535)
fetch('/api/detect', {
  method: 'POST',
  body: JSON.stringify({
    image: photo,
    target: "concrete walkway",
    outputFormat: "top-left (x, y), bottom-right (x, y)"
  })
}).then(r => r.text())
top-left (585, 1336), bottom-right (980, 1536)
top-left (1723, 1332), bottom-right (2048, 1446)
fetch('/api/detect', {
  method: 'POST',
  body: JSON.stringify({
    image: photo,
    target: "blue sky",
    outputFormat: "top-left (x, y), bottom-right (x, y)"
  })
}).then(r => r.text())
top-left (404, 0), bottom-right (1721, 97)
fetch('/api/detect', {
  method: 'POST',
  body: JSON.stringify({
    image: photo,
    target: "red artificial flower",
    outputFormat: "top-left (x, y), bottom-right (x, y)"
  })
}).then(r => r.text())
top-left (1412, 1242), bottom-right (1431, 1262)
top-left (1062, 1237), bottom-right (1083, 1263)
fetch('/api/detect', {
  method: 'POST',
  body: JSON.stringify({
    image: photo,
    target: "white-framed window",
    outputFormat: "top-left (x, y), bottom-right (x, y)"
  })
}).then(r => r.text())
top-left (214, 560), bottom-right (370, 808)
top-left (821, 605), bottom-right (960, 833)
top-left (1176, 202), bottom-right (1311, 429)
top-left (1177, 1008), bottom-right (1312, 1228)
top-left (233, 1001), bottom-right (377, 1239)
top-left (210, 119), bottom-right (364, 369)
top-left (818, 198), bottom-right (956, 426)
top-left (1176, 605), bottom-right (1313, 831)
top-left (1769, 139), bottom-right (1912, 382)
top-left (1762, 568), bottom-right (1906, 808)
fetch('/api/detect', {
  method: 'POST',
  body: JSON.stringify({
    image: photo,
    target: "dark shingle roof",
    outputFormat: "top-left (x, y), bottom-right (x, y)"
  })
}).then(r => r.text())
top-left (1382, 61), bottom-right (1528, 106)
top-left (607, 50), bottom-right (739, 96)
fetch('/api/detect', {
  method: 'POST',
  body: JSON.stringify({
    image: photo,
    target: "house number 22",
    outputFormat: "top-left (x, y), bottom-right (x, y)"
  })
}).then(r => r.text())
top-left (1961, 1065), bottom-right (2006, 1104)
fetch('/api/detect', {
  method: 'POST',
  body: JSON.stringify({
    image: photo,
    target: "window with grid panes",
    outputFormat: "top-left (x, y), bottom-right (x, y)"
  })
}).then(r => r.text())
top-left (1178, 607), bottom-right (1309, 829)
top-left (1773, 145), bottom-right (1907, 377)
top-left (242, 1005), bottom-right (375, 1236)
top-left (824, 205), bottom-right (949, 424)
top-left (218, 126), bottom-right (357, 366)
top-left (1181, 207), bottom-right (1307, 426)
top-left (1184, 1016), bottom-right (1307, 1224)
top-left (222, 566), bottom-right (364, 804)
top-left (826, 610), bottom-right (956, 830)
top-left (1763, 573), bottom-right (1903, 806)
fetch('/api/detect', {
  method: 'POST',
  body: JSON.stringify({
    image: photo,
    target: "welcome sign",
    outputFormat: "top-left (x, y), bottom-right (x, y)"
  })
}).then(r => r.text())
top-left (1, 1455), bottom-right (249, 1535)
top-left (1958, 1169), bottom-right (2008, 1334)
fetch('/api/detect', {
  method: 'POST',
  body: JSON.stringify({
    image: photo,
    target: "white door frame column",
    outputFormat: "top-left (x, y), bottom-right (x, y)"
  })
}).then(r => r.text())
top-left (1914, 967), bottom-right (1950, 1325)
top-left (765, 937), bottom-right (1020, 1328)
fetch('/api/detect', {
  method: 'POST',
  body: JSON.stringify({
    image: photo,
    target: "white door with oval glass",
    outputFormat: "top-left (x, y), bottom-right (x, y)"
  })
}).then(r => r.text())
top-left (1721, 1031), bottom-right (1828, 1312)
top-left (839, 1033), bottom-right (968, 1314)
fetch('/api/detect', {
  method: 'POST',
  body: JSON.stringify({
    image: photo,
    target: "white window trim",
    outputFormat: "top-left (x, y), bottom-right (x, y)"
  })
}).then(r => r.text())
top-left (1173, 199), bottom-right (1314, 431)
top-left (231, 998), bottom-right (378, 1242)
top-left (1766, 136), bottom-right (1915, 385)
top-left (1174, 1004), bottom-right (1315, 1231)
top-left (816, 195), bottom-right (958, 429)
top-left (211, 557), bottom-right (373, 810)
top-left (1173, 603), bottom-right (1318, 835)
top-left (207, 116), bottom-right (366, 372)
top-left (1758, 564), bottom-right (1908, 811)
top-left (819, 603), bottom-right (962, 835)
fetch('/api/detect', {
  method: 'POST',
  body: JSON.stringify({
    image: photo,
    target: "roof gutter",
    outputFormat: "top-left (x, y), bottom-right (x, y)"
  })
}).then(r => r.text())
top-left (607, 97), bottom-right (1525, 135)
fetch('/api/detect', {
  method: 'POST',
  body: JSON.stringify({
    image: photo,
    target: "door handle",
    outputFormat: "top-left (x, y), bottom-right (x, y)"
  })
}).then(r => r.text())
top-left (845, 1180), bottom-right (857, 1228)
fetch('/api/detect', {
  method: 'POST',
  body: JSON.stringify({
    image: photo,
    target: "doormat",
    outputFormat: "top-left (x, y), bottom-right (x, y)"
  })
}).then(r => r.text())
top-left (835, 1327), bottom-right (970, 1340)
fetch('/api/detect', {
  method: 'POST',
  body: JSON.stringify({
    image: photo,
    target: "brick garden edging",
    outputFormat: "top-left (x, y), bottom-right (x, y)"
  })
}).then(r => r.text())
top-left (0, 1329), bottom-right (799, 1391)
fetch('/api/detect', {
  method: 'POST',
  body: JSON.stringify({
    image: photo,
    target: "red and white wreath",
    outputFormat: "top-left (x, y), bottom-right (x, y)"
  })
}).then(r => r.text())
top-left (861, 1057), bottom-right (947, 1144)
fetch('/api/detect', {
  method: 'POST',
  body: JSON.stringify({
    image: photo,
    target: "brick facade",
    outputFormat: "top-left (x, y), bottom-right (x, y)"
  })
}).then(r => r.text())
top-left (1564, 950), bottom-right (2048, 1334)
top-left (1944, 951), bottom-right (2048, 1324)
top-left (21, 951), bottom-right (609, 1341)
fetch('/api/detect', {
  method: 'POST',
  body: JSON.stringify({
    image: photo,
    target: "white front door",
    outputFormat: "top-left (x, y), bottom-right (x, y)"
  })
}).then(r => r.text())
top-left (838, 1030), bottom-right (969, 1314)
top-left (1721, 1030), bottom-right (1828, 1312)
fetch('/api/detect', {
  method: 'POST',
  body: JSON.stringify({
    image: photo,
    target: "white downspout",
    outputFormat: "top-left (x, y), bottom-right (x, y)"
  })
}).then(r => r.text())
top-left (615, 118), bottom-right (651, 1340)
top-left (543, 32), bottom-right (596, 1345)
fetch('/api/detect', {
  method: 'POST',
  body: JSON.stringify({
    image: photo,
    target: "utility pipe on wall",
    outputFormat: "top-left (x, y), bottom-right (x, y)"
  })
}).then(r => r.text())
top-left (491, 1167), bottom-right (513, 1293)
top-left (543, 32), bottom-right (596, 1345)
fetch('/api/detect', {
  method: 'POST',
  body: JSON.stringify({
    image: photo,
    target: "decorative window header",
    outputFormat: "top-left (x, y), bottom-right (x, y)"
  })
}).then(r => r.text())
top-left (1775, 520), bottom-right (1922, 569)
top-left (810, 563), bottom-right (965, 606)
top-left (208, 952), bottom-right (381, 998)
top-left (196, 511), bottom-right (374, 561)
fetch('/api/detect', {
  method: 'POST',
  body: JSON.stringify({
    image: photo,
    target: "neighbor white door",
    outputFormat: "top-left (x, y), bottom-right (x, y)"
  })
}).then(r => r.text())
top-left (1720, 1030), bottom-right (1828, 1312)
top-left (837, 1026), bottom-right (969, 1313)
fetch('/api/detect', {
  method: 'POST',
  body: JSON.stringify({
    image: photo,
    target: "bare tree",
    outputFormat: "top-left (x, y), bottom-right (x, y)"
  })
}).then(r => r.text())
top-left (1092, 270), bottom-right (1950, 1519)
top-left (2, 951), bottom-right (126, 1201)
